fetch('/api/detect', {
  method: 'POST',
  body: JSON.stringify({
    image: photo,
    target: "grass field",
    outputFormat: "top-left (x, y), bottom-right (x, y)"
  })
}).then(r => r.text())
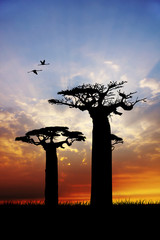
top-left (1, 200), bottom-right (160, 209)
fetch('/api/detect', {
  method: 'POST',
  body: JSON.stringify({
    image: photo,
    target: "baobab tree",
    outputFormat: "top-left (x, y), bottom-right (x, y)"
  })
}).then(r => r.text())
top-left (48, 81), bottom-right (146, 208)
top-left (15, 126), bottom-right (86, 208)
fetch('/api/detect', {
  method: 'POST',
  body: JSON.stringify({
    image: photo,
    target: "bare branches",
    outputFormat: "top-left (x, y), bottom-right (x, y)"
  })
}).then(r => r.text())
top-left (118, 90), bottom-right (137, 100)
top-left (132, 97), bottom-right (147, 106)
top-left (119, 96), bottom-right (147, 110)
top-left (107, 80), bottom-right (127, 92)
top-left (48, 97), bottom-right (87, 111)
top-left (48, 98), bottom-right (76, 108)
top-left (108, 90), bottom-right (147, 116)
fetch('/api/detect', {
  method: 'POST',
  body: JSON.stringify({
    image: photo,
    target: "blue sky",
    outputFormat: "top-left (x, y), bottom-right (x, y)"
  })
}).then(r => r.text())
top-left (1, 0), bottom-right (160, 100)
top-left (1, 0), bottom-right (160, 201)
top-left (1, 0), bottom-right (160, 62)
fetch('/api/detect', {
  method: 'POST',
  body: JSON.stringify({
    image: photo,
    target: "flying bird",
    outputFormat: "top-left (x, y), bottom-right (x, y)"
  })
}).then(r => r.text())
top-left (38, 60), bottom-right (50, 65)
top-left (28, 70), bottom-right (42, 75)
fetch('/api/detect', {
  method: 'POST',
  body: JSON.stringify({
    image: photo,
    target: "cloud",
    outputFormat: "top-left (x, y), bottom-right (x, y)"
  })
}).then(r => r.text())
top-left (140, 78), bottom-right (160, 94)
top-left (104, 60), bottom-right (120, 72)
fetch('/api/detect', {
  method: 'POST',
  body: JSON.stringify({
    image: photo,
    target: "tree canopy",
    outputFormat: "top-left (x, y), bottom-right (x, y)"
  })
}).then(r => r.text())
top-left (15, 126), bottom-right (86, 149)
top-left (48, 81), bottom-right (146, 117)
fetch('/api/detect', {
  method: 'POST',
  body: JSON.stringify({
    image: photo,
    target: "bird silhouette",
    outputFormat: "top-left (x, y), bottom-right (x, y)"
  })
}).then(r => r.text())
top-left (28, 70), bottom-right (42, 75)
top-left (38, 60), bottom-right (50, 65)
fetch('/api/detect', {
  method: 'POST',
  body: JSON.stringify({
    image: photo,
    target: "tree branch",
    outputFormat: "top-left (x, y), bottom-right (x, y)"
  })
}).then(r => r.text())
top-left (111, 134), bottom-right (123, 151)
top-left (31, 139), bottom-right (41, 145)
top-left (106, 81), bottom-right (127, 93)
top-left (113, 109), bottom-right (123, 115)
top-left (15, 136), bottom-right (41, 146)
top-left (109, 96), bottom-right (147, 115)
top-left (55, 140), bottom-right (68, 149)
top-left (118, 90), bottom-right (137, 100)
top-left (132, 97), bottom-right (147, 106)
top-left (48, 98), bottom-right (87, 111)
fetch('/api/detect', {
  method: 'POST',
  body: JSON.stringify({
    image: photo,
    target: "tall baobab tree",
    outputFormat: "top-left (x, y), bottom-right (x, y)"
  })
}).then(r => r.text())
top-left (48, 81), bottom-right (146, 207)
top-left (15, 126), bottom-right (86, 208)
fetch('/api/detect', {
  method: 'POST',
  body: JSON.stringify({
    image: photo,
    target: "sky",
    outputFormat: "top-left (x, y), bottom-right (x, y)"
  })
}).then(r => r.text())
top-left (0, 0), bottom-right (160, 203)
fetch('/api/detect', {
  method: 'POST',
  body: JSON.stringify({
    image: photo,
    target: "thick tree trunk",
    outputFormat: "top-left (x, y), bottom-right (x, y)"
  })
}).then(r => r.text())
top-left (91, 113), bottom-right (112, 208)
top-left (45, 145), bottom-right (58, 207)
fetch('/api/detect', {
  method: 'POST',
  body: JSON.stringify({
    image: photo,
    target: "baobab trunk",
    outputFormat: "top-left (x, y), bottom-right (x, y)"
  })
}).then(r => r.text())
top-left (91, 112), bottom-right (112, 208)
top-left (45, 145), bottom-right (58, 207)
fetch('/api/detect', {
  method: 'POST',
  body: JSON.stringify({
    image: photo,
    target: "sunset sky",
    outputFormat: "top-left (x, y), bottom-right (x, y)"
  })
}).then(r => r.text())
top-left (0, 0), bottom-right (160, 203)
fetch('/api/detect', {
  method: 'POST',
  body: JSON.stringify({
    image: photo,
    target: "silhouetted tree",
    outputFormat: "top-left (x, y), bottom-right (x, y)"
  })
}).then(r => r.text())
top-left (48, 82), bottom-right (146, 208)
top-left (15, 126), bottom-right (86, 208)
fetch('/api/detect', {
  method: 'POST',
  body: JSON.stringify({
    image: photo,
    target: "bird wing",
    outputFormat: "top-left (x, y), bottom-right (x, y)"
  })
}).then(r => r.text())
top-left (40, 60), bottom-right (45, 64)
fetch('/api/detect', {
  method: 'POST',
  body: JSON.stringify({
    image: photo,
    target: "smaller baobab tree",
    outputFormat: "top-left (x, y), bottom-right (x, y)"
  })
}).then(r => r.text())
top-left (15, 126), bottom-right (86, 208)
